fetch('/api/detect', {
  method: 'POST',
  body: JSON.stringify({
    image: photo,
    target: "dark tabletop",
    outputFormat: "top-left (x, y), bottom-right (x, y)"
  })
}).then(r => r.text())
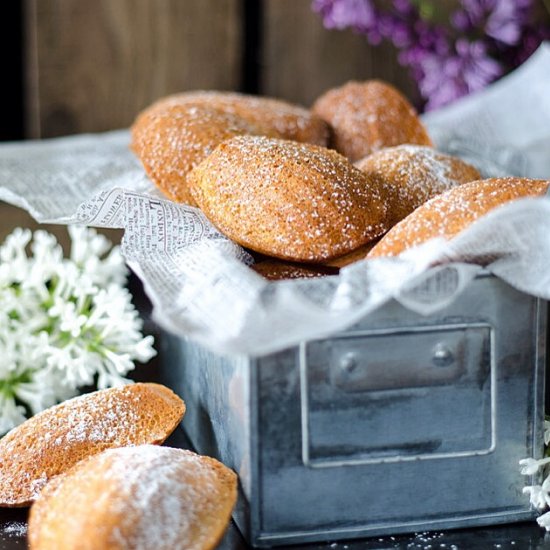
top-left (3, 519), bottom-right (550, 550)
top-left (2, 427), bottom-right (550, 550)
top-left (3, 278), bottom-right (549, 549)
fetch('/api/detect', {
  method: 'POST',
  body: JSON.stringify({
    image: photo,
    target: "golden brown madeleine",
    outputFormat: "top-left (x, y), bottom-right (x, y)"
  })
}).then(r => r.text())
top-left (368, 177), bottom-right (550, 258)
top-left (355, 145), bottom-right (481, 226)
top-left (0, 383), bottom-right (185, 507)
top-left (131, 102), bottom-right (265, 205)
top-left (312, 80), bottom-right (433, 161)
top-left (323, 241), bottom-right (378, 267)
top-left (252, 259), bottom-right (339, 280)
top-left (29, 446), bottom-right (237, 550)
top-left (152, 90), bottom-right (330, 146)
top-left (188, 136), bottom-right (389, 263)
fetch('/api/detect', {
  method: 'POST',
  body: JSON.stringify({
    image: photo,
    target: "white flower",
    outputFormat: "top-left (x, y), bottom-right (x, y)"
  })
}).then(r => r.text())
top-left (537, 510), bottom-right (550, 531)
top-left (49, 298), bottom-right (88, 338)
top-left (0, 226), bottom-right (156, 435)
top-left (519, 457), bottom-right (550, 476)
top-left (523, 485), bottom-right (549, 510)
top-left (133, 335), bottom-right (156, 363)
top-left (0, 228), bottom-right (32, 285)
top-left (69, 225), bottom-right (127, 287)
top-left (14, 370), bottom-right (75, 416)
top-left (69, 225), bottom-right (111, 262)
top-left (520, 417), bottom-right (550, 531)
top-left (27, 230), bottom-right (64, 286)
top-left (0, 394), bottom-right (27, 435)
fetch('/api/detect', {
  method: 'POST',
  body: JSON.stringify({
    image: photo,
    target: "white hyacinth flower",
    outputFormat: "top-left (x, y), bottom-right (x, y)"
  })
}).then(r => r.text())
top-left (520, 417), bottom-right (550, 530)
top-left (0, 228), bottom-right (32, 285)
top-left (0, 226), bottom-right (156, 435)
top-left (523, 485), bottom-right (549, 510)
top-left (537, 510), bottom-right (550, 531)
top-left (520, 457), bottom-right (550, 476)
top-left (0, 393), bottom-right (27, 435)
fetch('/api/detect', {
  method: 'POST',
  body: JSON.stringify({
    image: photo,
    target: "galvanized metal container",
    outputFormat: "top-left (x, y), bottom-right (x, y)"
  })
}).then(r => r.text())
top-left (161, 273), bottom-right (546, 547)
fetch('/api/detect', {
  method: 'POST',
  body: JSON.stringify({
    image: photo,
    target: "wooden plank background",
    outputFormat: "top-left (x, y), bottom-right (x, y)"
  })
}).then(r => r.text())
top-left (24, 0), bottom-right (243, 138)
top-left (261, 0), bottom-right (417, 107)
top-left (23, 0), bottom-right (417, 138)
top-left (2, 0), bottom-right (417, 242)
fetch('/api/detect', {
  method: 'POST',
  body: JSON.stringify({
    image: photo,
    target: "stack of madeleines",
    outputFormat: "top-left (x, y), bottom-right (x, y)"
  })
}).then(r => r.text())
top-left (132, 81), bottom-right (549, 279)
top-left (0, 384), bottom-right (237, 550)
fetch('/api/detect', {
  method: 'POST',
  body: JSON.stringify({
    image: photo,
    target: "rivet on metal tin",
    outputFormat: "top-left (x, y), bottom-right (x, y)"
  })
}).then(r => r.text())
top-left (431, 343), bottom-right (454, 367)
top-left (339, 352), bottom-right (358, 373)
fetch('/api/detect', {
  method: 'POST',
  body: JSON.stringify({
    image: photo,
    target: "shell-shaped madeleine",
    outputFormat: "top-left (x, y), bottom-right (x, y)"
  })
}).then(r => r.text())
top-left (355, 145), bottom-right (481, 226)
top-left (368, 177), bottom-right (550, 258)
top-left (0, 383), bottom-right (185, 507)
top-left (188, 136), bottom-right (389, 263)
top-left (151, 90), bottom-right (330, 146)
top-left (252, 259), bottom-right (339, 280)
top-left (131, 102), bottom-right (265, 205)
top-left (313, 80), bottom-right (433, 161)
top-left (29, 446), bottom-right (237, 550)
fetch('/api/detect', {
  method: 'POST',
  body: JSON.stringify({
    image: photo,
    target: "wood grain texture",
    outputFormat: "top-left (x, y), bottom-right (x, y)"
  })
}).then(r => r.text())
top-left (261, 0), bottom-right (418, 108)
top-left (0, 202), bottom-right (122, 251)
top-left (24, 0), bottom-right (242, 138)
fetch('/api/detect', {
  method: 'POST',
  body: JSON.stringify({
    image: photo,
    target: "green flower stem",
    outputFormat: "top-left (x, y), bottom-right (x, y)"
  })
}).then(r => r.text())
top-left (0, 370), bottom-right (33, 398)
top-left (409, 0), bottom-right (452, 24)
top-left (80, 295), bottom-right (93, 315)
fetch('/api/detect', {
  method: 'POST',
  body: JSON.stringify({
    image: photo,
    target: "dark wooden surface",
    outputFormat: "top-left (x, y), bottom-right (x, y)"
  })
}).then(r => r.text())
top-left (24, 0), bottom-right (243, 138)
top-left (22, 0), bottom-right (417, 139)
top-left (0, 204), bottom-right (122, 253)
top-left (261, 0), bottom-right (418, 107)
top-left (1, 425), bottom-right (549, 549)
top-left (1, 0), bottom-right (419, 236)
top-left (0, 277), bottom-right (548, 550)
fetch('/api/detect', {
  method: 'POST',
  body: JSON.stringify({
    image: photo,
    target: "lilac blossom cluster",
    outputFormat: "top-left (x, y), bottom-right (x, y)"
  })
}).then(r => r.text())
top-left (312, 0), bottom-right (550, 110)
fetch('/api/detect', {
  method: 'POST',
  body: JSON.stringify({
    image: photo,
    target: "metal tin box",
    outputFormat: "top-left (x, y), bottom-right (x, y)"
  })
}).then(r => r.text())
top-left (161, 274), bottom-right (546, 547)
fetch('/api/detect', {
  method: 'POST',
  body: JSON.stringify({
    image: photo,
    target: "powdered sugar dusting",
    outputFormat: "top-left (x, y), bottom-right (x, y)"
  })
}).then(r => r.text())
top-left (252, 259), bottom-right (339, 280)
top-left (313, 80), bottom-right (432, 161)
top-left (355, 144), bottom-right (480, 225)
top-left (191, 135), bottom-right (388, 262)
top-left (132, 103), bottom-right (261, 204)
top-left (153, 90), bottom-right (329, 146)
top-left (369, 177), bottom-right (550, 257)
top-left (33, 445), bottom-right (234, 550)
top-left (0, 384), bottom-right (183, 505)
top-left (131, 91), bottom-right (329, 205)
top-left (103, 446), bottom-right (227, 549)
top-left (1, 521), bottom-right (28, 538)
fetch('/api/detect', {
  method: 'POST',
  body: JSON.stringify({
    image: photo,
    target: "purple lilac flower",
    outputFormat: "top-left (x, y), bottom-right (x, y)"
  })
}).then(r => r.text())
top-left (486, 0), bottom-right (532, 44)
top-left (311, 0), bottom-right (376, 32)
top-left (452, 0), bottom-right (532, 45)
top-left (418, 39), bottom-right (503, 110)
top-left (392, 0), bottom-right (416, 17)
top-left (392, 16), bottom-right (451, 84)
top-left (312, 0), bottom-right (549, 110)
